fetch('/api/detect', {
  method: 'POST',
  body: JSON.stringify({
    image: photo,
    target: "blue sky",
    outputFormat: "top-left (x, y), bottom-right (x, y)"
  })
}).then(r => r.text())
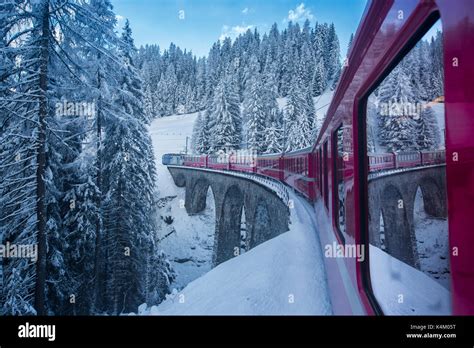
top-left (111, 0), bottom-right (368, 58)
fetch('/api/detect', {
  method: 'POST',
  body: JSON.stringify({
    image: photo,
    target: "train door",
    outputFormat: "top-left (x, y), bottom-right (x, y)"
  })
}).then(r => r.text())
top-left (363, 17), bottom-right (450, 315)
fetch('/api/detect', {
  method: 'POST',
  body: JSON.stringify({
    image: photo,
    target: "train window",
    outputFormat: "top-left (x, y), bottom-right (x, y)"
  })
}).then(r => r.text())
top-left (334, 125), bottom-right (346, 241)
top-left (365, 18), bottom-right (450, 315)
top-left (323, 141), bottom-right (329, 208)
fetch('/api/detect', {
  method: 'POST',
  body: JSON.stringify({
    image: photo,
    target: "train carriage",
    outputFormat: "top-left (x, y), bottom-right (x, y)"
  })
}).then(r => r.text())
top-left (229, 153), bottom-right (257, 173)
top-left (256, 154), bottom-right (283, 181)
top-left (282, 148), bottom-right (317, 201)
top-left (183, 155), bottom-right (207, 168)
top-left (368, 153), bottom-right (395, 172)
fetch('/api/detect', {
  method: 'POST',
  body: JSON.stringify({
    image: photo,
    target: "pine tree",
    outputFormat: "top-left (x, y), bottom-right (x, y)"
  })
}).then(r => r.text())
top-left (264, 119), bottom-right (283, 154)
top-left (210, 74), bottom-right (242, 152)
top-left (242, 74), bottom-right (267, 153)
top-left (196, 111), bottom-right (212, 154)
top-left (312, 57), bottom-right (327, 96)
top-left (377, 66), bottom-right (417, 152)
top-left (325, 23), bottom-right (341, 83)
top-left (101, 21), bottom-right (170, 314)
top-left (415, 106), bottom-right (440, 150)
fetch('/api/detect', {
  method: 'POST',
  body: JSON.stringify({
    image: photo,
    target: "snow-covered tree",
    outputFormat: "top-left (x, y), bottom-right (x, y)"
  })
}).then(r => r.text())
top-left (0, 0), bottom-right (172, 316)
top-left (210, 74), bottom-right (242, 152)
top-left (415, 106), bottom-right (440, 150)
top-left (312, 57), bottom-right (327, 96)
top-left (192, 110), bottom-right (212, 154)
top-left (377, 66), bottom-right (417, 152)
top-left (100, 21), bottom-right (170, 314)
top-left (242, 74), bottom-right (267, 153)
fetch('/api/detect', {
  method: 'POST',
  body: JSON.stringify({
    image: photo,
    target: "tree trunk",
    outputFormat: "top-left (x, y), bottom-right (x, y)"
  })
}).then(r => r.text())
top-left (92, 63), bottom-right (103, 313)
top-left (34, 0), bottom-right (50, 316)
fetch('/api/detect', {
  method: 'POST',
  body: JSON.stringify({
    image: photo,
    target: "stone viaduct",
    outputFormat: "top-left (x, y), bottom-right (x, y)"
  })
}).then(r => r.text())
top-left (367, 165), bottom-right (447, 268)
top-left (168, 164), bottom-right (446, 270)
top-left (168, 166), bottom-right (290, 266)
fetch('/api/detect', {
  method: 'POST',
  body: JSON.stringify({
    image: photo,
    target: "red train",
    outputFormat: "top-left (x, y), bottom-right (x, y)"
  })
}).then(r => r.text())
top-left (178, 150), bottom-right (444, 200)
top-left (166, 0), bottom-right (474, 315)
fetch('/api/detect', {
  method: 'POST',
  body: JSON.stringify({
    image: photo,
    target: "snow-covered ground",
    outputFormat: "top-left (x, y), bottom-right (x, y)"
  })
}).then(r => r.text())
top-left (413, 188), bottom-right (450, 288)
top-left (141, 188), bottom-right (332, 315)
top-left (369, 188), bottom-right (451, 315)
top-left (370, 245), bottom-right (451, 315)
top-left (149, 113), bottom-right (215, 289)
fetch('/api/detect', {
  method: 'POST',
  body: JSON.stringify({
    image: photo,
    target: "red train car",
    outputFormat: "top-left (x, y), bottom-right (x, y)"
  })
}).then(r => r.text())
top-left (229, 153), bottom-right (257, 173)
top-left (368, 153), bottom-right (395, 172)
top-left (256, 154), bottom-right (284, 181)
top-left (395, 151), bottom-right (421, 169)
top-left (207, 154), bottom-right (230, 171)
top-left (312, 0), bottom-right (474, 315)
top-left (282, 148), bottom-right (317, 201)
top-left (421, 150), bottom-right (445, 165)
top-left (183, 155), bottom-right (207, 168)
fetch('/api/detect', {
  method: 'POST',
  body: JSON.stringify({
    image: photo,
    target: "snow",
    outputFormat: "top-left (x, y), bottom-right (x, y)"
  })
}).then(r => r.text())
top-left (149, 113), bottom-right (215, 289)
top-left (149, 113), bottom-right (198, 197)
top-left (369, 244), bottom-right (451, 315)
top-left (413, 188), bottom-right (450, 288)
top-left (141, 182), bottom-right (332, 315)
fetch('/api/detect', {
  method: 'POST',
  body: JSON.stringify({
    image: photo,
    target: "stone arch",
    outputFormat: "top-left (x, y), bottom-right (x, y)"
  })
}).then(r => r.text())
top-left (381, 184), bottom-right (417, 267)
top-left (187, 177), bottom-right (212, 215)
top-left (379, 211), bottom-right (387, 251)
top-left (215, 185), bottom-right (246, 265)
top-left (417, 176), bottom-right (447, 218)
top-left (173, 172), bottom-right (186, 187)
top-left (249, 199), bottom-right (273, 249)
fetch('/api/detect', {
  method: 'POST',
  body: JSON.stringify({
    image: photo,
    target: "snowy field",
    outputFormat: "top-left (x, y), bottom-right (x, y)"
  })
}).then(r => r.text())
top-left (149, 113), bottom-right (215, 289)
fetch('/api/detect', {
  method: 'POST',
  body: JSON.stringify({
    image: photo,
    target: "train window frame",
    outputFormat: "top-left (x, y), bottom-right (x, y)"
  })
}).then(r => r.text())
top-left (333, 124), bottom-right (346, 245)
top-left (323, 140), bottom-right (329, 209)
top-left (357, 11), bottom-right (447, 315)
